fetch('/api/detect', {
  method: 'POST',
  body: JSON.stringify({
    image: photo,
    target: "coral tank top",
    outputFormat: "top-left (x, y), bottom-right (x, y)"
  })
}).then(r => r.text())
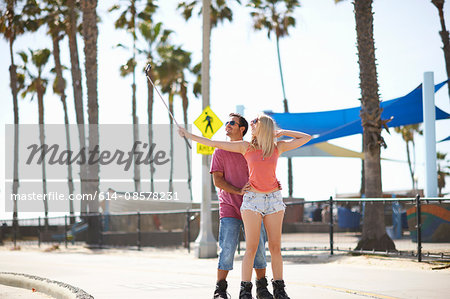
top-left (244, 146), bottom-right (279, 192)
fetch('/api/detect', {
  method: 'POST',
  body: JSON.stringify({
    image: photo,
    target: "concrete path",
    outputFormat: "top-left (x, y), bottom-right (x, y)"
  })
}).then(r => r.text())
top-left (0, 284), bottom-right (53, 298)
top-left (0, 245), bottom-right (449, 299)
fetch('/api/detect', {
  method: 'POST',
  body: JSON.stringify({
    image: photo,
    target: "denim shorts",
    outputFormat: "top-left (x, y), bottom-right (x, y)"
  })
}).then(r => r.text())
top-left (218, 217), bottom-right (267, 271)
top-left (241, 190), bottom-right (286, 216)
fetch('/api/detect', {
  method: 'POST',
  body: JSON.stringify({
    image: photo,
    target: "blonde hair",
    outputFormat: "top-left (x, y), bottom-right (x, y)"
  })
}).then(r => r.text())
top-left (250, 114), bottom-right (277, 158)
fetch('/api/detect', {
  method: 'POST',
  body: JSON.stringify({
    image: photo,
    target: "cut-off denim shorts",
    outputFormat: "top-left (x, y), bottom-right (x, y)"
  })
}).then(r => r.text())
top-left (241, 190), bottom-right (286, 216)
top-left (217, 217), bottom-right (267, 271)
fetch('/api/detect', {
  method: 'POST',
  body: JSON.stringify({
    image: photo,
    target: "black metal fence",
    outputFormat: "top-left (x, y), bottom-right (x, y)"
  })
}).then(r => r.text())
top-left (278, 195), bottom-right (450, 262)
top-left (1, 196), bottom-right (449, 262)
top-left (0, 208), bottom-right (217, 252)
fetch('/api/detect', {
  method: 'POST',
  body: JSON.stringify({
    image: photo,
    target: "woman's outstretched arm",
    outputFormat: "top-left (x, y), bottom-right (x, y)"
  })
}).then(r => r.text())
top-left (178, 127), bottom-right (248, 154)
top-left (276, 130), bottom-right (312, 154)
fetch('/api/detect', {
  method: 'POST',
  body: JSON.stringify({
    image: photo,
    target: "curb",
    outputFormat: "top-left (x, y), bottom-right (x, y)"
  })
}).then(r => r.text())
top-left (0, 272), bottom-right (94, 299)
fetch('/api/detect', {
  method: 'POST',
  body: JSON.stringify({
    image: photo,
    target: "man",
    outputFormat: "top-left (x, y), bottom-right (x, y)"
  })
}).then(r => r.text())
top-left (210, 113), bottom-right (273, 299)
top-left (312, 204), bottom-right (322, 222)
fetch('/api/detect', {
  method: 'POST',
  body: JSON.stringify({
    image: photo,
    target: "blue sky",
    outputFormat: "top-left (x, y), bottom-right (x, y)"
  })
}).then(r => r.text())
top-left (1, 0), bottom-right (450, 218)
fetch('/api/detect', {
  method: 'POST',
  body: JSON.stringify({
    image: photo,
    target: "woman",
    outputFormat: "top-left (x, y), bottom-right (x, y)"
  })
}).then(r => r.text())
top-left (178, 114), bottom-right (311, 299)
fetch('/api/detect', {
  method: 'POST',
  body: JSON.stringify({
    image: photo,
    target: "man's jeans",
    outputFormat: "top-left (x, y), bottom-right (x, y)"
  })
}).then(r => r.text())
top-left (217, 217), bottom-right (267, 271)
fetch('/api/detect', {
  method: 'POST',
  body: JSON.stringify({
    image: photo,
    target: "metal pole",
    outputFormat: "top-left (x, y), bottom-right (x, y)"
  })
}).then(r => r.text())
top-left (416, 195), bottom-right (422, 262)
top-left (99, 213), bottom-right (103, 249)
top-left (13, 219), bottom-right (17, 248)
top-left (422, 72), bottom-right (438, 197)
top-left (194, 0), bottom-right (217, 258)
top-left (38, 217), bottom-right (41, 248)
top-left (186, 209), bottom-right (191, 253)
top-left (329, 196), bottom-right (334, 255)
top-left (137, 212), bottom-right (141, 251)
top-left (64, 215), bottom-right (68, 248)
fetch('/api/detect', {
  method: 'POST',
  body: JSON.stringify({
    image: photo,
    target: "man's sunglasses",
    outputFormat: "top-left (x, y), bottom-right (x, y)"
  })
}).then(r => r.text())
top-left (225, 120), bottom-right (242, 127)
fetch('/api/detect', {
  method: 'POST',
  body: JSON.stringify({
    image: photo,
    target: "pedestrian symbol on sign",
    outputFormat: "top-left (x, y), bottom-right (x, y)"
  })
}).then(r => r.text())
top-left (203, 112), bottom-right (213, 135)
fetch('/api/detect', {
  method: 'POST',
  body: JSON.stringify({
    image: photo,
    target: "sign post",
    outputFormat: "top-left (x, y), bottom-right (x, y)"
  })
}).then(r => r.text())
top-left (196, 1), bottom-right (217, 258)
top-left (192, 106), bottom-right (222, 257)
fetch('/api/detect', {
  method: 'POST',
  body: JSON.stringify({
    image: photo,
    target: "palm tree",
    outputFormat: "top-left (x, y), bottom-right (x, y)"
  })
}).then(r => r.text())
top-left (178, 62), bottom-right (200, 204)
top-left (394, 125), bottom-right (422, 192)
top-left (178, 0), bottom-right (252, 204)
top-left (177, 0), bottom-right (240, 133)
top-left (109, 0), bottom-right (157, 192)
top-left (137, 21), bottom-right (179, 229)
top-left (81, 0), bottom-right (99, 243)
top-left (109, 0), bottom-right (140, 192)
top-left (248, 0), bottom-right (299, 198)
top-left (334, 0), bottom-right (395, 251)
top-left (431, 0), bottom-right (450, 103)
top-left (177, 0), bottom-right (239, 124)
top-left (18, 48), bottom-right (52, 227)
top-left (65, 0), bottom-right (88, 210)
top-left (137, 21), bottom-right (172, 193)
top-left (154, 45), bottom-right (193, 194)
top-left (44, 0), bottom-right (75, 220)
top-left (177, 0), bottom-right (240, 28)
top-left (0, 0), bottom-right (40, 238)
top-left (248, 0), bottom-right (298, 112)
top-left (1, 0), bottom-right (22, 232)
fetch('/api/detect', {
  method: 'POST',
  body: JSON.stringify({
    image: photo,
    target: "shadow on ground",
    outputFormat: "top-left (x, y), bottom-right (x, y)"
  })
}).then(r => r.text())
top-left (233, 252), bottom-right (350, 265)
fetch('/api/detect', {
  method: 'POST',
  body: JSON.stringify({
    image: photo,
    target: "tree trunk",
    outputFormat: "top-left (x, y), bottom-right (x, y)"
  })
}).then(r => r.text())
top-left (132, 81), bottom-right (141, 192)
top-left (411, 138), bottom-right (417, 190)
top-left (353, 0), bottom-right (395, 251)
top-left (82, 0), bottom-right (99, 244)
top-left (51, 29), bottom-right (75, 222)
top-left (67, 0), bottom-right (88, 214)
top-left (181, 83), bottom-right (193, 202)
top-left (432, 0), bottom-right (450, 104)
top-left (8, 6), bottom-right (20, 228)
top-left (276, 36), bottom-right (294, 197)
top-left (147, 70), bottom-right (155, 193)
top-left (37, 85), bottom-right (49, 228)
top-left (405, 140), bottom-right (415, 191)
top-left (131, 0), bottom-right (141, 192)
top-left (437, 165), bottom-right (445, 196)
top-left (360, 138), bottom-right (365, 196)
top-left (62, 100), bottom-right (75, 222)
top-left (276, 36), bottom-right (288, 109)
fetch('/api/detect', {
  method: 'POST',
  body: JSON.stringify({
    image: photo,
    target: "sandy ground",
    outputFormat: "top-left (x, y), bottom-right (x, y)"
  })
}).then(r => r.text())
top-left (1, 240), bottom-right (449, 299)
top-left (1, 241), bottom-right (449, 271)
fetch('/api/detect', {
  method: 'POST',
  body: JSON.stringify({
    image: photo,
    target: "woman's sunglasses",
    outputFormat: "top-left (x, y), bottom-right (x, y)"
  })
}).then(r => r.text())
top-left (251, 118), bottom-right (259, 125)
top-left (225, 120), bottom-right (242, 127)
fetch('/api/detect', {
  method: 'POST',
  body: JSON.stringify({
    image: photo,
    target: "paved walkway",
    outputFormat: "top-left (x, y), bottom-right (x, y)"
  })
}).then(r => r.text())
top-left (0, 243), bottom-right (449, 299)
top-left (0, 284), bottom-right (52, 298)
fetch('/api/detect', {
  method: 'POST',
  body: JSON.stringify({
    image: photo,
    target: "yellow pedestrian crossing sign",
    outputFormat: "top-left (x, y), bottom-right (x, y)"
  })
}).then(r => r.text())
top-left (194, 106), bottom-right (223, 139)
top-left (194, 106), bottom-right (222, 155)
